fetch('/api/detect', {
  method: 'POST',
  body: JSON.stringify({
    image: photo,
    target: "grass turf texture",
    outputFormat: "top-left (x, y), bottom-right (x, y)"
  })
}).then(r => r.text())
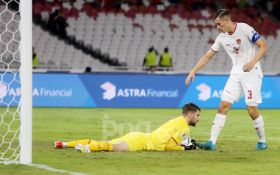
top-left (1, 108), bottom-right (280, 175)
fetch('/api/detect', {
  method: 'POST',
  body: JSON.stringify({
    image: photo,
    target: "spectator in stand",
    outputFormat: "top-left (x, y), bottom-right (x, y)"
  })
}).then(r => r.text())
top-left (84, 66), bottom-right (92, 73)
top-left (32, 47), bottom-right (39, 69)
top-left (159, 47), bottom-right (172, 71)
top-left (56, 11), bottom-right (68, 38)
top-left (143, 46), bottom-right (158, 73)
top-left (48, 9), bottom-right (68, 38)
top-left (48, 9), bottom-right (59, 34)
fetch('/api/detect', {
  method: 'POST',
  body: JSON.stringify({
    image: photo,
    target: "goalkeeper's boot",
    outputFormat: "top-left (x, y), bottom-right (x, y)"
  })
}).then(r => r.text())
top-left (256, 142), bottom-right (268, 150)
top-left (197, 140), bottom-right (216, 151)
top-left (75, 144), bottom-right (91, 153)
top-left (54, 141), bottom-right (66, 149)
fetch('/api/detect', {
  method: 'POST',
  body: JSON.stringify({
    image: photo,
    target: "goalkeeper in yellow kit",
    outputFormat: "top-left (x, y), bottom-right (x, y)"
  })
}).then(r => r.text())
top-left (54, 103), bottom-right (200, 152)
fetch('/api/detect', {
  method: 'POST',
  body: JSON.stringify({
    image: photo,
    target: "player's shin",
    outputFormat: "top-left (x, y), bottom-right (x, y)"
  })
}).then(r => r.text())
top-left (66, 139), bottom-right (92, 148)
top-left (210, 114), bottom-right (227, 145)
top-left (253, 116), bottom-right (266, 143)
top-left (89, 140), bottom-right (113, 151)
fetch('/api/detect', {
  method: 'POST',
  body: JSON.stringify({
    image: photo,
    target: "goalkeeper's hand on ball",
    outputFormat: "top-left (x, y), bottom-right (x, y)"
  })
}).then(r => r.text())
top-left (180, 138), bottom-right (197, 150)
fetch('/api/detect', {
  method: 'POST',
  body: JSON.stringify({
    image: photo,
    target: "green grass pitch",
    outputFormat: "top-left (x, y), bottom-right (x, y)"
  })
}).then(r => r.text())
top-left (1, 108), bottom-right (280, 175)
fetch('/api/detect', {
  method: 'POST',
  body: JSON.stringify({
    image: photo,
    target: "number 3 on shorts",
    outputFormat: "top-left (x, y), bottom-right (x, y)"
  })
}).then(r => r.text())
top-left (248, 90), bottom-right (252, 99)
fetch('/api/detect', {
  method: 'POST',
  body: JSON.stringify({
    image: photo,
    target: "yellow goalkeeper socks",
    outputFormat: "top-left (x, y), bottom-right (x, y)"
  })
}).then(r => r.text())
top-left (65, 139), bottom-right (113, 151)
top-left (66, 139), bottom-right (91, 148)
top-left (89, 140), bottom-right (113, 152)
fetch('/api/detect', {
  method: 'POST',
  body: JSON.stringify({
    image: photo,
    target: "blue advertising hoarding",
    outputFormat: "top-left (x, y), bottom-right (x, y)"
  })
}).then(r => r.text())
top-left (0, 73), bottom-right (279, 108)
top-left (79, 74), bottom-right (185, 107)
top-left (32, 74), bottom-right (96, 107)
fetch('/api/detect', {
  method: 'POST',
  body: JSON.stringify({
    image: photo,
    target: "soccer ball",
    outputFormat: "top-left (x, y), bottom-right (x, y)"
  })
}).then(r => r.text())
top-left (180, 137), bottom-right (197, 150)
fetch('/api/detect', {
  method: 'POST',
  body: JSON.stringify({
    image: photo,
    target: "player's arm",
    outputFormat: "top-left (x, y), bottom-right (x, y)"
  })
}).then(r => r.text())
top-left (243, 38), bottom-right (268, 72)
top-left (185, 49), bottom-right (216, 85)
top-left (164, 137), bottom-right (185, 151)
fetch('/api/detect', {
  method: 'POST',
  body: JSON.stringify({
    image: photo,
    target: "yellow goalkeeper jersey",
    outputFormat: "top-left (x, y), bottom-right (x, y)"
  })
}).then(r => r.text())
top-left (109, 116), bottom-right (190, 151)
top-left (147, 116), bottom-right (190, 151)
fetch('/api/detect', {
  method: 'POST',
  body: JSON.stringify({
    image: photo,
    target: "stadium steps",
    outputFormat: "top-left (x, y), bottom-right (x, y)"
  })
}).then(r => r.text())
top-left (33, 14), bottom-right (122, 68)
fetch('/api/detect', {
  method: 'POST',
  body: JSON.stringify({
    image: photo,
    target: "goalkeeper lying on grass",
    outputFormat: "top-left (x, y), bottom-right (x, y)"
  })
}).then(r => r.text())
top-left (55, 103), bottom-right (200, 153)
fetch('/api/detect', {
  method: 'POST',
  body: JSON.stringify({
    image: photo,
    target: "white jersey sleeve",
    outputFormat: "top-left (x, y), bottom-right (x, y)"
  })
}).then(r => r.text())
top-left (211, 34), bottom-right (222, 52)
top-left (241, 23), bottom-right (261, 44)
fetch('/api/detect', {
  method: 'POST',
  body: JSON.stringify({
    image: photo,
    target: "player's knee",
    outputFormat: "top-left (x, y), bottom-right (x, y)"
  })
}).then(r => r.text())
top-left (247, 106), bottom-right (259, 119)
top-left (218, 101), bottom-right (231, 114)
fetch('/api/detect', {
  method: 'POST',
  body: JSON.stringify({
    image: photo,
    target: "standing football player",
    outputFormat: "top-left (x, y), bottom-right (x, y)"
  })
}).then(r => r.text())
top-left (185, 9), bottom-right (268, 150)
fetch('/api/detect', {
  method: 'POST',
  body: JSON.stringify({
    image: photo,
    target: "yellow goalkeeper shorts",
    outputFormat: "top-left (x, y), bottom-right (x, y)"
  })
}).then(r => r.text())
top-left (109, 132), bottom-right (148, 151)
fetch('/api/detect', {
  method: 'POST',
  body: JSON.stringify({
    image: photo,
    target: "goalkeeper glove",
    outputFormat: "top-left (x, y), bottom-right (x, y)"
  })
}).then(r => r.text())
top-left (180, 138), bottom-right (197, 150)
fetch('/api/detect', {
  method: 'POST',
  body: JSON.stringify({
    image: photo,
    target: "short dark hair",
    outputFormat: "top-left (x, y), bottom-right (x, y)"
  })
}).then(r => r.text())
top-left (182, 103), bottom-right (201, 115)
top-left (213, 9), bottom-right (231, 19)
top-left (148, 46), bottom-right (154, 52)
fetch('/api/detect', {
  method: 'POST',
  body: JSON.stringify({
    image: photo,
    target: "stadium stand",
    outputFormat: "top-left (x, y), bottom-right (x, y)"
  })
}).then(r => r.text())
top-left (31, 0), bottom-right (280, 74)
top-left (33, 24), bottom-right (113, 72)
top-left (0, 4), bottom-right (20, 70)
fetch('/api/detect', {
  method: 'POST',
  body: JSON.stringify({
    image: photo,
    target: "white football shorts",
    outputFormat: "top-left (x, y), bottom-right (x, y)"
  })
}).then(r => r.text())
top-left (221, 71), bottom-right (262, 106)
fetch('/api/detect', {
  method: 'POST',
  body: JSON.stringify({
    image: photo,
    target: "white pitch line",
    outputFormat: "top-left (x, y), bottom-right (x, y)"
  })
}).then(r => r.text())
top-left (27, 163), bottom-right (87, 175)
